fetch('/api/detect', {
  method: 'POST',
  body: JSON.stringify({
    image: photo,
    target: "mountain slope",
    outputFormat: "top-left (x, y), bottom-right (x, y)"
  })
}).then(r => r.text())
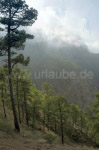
top-left (23, 42), bottom-right (98, 107)
top-left (0, 130), bottom-right (96, 150)
top-left (0, 41), bottom-right (98, 107)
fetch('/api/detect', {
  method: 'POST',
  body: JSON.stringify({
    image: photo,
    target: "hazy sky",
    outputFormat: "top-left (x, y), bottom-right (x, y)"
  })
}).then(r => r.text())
top-left (26, 0), bottom-right (99, 53)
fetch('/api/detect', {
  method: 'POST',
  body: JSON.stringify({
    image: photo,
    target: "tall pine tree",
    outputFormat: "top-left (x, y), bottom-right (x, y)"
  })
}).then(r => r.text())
top-left (0, 0), bottom-right (38, 131)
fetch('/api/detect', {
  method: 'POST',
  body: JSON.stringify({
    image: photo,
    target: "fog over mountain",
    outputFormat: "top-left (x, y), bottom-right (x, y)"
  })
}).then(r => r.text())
top-left (1, 0), bottom-right (99, 147)
top-left (0, 0), bottom-right (99, 107)
top-left (26, 0), bottom-right (99, 53)
top-left (0, 35), bottom-right (99, 107)
top-left (19, 0), bottom-right (99, 107)
top-left (21, 39), bottom-right (99, 108)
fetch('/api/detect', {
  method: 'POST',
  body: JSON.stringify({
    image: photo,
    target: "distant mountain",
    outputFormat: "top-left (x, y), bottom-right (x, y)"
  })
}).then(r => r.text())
top-left (0, 41), bottom-right (98, 107)
top-left (23, 41), bottom-right (99, 108)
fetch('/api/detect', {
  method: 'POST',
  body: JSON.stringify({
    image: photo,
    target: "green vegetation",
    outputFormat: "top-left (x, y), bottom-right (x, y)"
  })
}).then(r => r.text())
top-left (0, 119), bottom-right (13, 135)
top-left (0, 0), bottom-right (38, 131)
top-left (23, 42), bottom-right (98, 107)
top-left (0, 66), bottom-right (99, 146)
top-left (0, 0), bottom-right (99, 149)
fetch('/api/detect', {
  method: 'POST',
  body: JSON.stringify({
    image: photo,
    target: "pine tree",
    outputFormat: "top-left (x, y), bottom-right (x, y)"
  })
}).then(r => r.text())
top-left (0, 0), bottom-right (38, 131)
top-left (0, 67), bottom-right (7, 118)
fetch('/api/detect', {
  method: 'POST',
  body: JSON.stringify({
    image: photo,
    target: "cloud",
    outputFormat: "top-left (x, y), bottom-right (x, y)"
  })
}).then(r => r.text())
top-left (27, 7), bottom-right (88, 46)
top-left (26, 0), bottom-right (99, 53)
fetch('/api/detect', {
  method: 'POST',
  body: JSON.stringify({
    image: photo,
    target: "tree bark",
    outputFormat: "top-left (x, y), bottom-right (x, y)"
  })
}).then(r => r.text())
top-left (23, 91), bottom-right (29, 125)
top-left (16, 76), bottom-right (21, 123)
top-left (47, 114), bottom-right (50, 131)
top-left (54, 116), bottom-right (57, 132)
top-left (1, 88), bottom-right (7, 118)
top-left (59, 102), bottom-right (64, 144)
top-left (7, 0), bottom-right (20, 132)
top-left (43, 109), bottom-right (45, 131)
top-left (21, 103), bottom-right (25, 122)
top-left (60, 111), bottom-right (64, 144)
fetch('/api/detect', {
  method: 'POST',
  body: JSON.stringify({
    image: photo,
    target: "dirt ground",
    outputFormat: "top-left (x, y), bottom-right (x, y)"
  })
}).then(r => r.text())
top-left (0, 131), bottom-right (98, 150)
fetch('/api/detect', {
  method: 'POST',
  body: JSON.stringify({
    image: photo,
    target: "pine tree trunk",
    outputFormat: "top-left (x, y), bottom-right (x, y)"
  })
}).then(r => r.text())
top-left (7, 1), bottom-right (20, 132)
top-left (80, 115), bottom-right (83, 133)
top-left (54, 117), bottom-right (57, 132)
top-left (47, 115), bottom-right (50, 131)
top-left (23, 91), bottom-right (29, 125)
top-left (1, 88), bottom-right (7, 118)
top-left (9, 78), bottom-right (20, 131)
top-left (47, 105), bottom-right (50, 131)
top-left (60, 112), bottom-right (64, 144)
top-left (59, 103), bottom-right (64, 144)
top-left (16, 76), bottom-right (21, 123)
top-left (33, 103), bottom-right (36, 129)
top-left (43, 110), bottom-right (45, 130)
top-left (21, 104), bottom-right (25, 122)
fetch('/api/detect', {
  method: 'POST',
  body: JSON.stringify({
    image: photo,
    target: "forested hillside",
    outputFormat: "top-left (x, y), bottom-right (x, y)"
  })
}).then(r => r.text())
top-left (23, 42), bottom-right (99, 107)
top-left (0, 67), bottom-right (99, 147)
top-left (0, 0), bottom-right (99, 149)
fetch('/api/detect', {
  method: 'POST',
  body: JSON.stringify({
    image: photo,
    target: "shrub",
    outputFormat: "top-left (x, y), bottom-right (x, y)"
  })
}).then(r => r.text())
top-left (45, 133), bottom-right (56, 144)
top-left (0, 119), bottom-right (13, 135)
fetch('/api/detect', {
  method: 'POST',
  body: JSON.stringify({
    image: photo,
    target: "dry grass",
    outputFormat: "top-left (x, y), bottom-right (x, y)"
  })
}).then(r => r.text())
top-left (0, 130), bottom-right (98, 150)
top-left (0, 107), bottom-right (98, 150)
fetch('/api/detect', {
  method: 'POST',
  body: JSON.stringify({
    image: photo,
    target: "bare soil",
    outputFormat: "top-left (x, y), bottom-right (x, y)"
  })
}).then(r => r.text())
top-left (0, 131), bottom-right (98, 150)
